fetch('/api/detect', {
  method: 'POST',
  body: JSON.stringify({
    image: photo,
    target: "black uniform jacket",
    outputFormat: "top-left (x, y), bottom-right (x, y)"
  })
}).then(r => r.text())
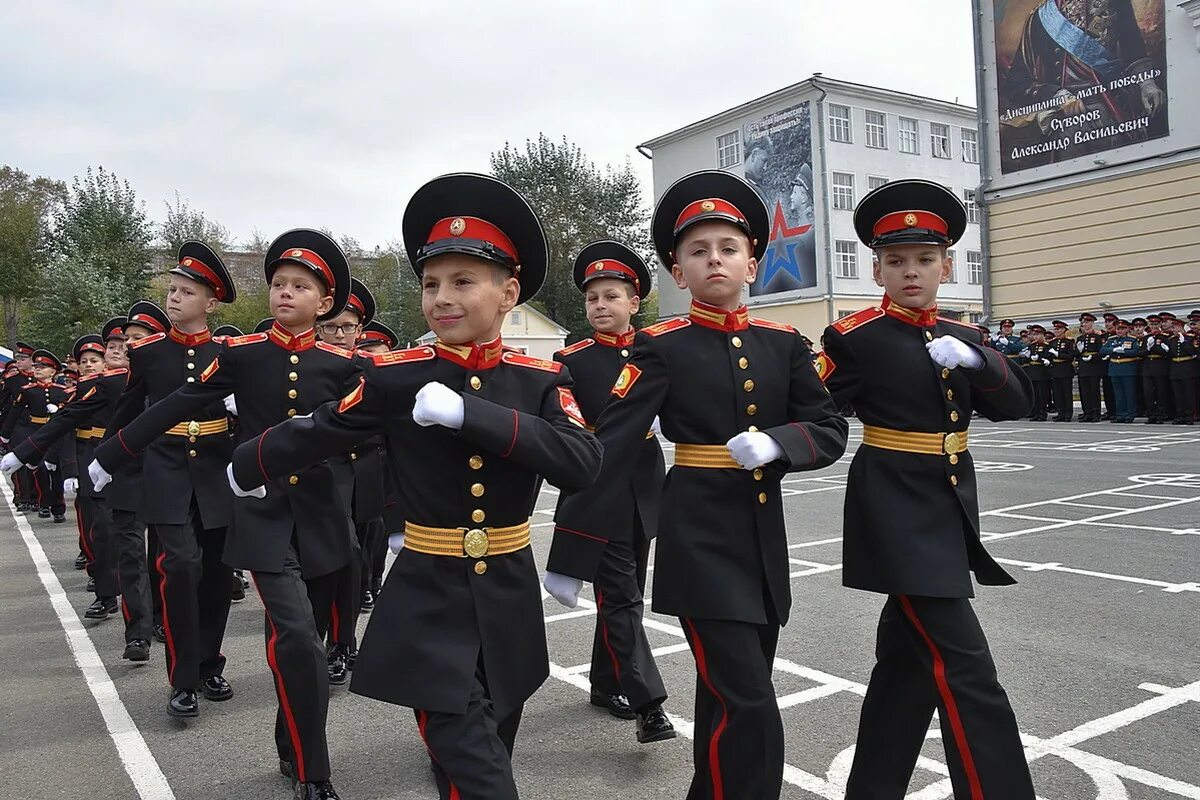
top-left (96, 324), bottom-right (361, 577)
top-left (819, 299), bottom-right (1033, 598)
top-left (229, 338), bottom-right (601, 718)
top-left (1076, 331), bottom-right (1108, 377)
top-left (551, 329), bottom-right (665, 547)
top-left (100, 328), bottom-right (233, 528)
top-left (1166, 333), bottom-right (1198, 378)
top-left (1, 380), bottom-right (72, 450)
top-left (551, 301), bottom-right (848, 627)
top-left (1047, 335), bottom-right (1076, 379)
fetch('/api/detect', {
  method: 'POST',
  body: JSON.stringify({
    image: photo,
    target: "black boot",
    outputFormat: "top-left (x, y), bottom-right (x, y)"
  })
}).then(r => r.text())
top-left (153, 623), bottom-right (167, 643)
top-left (230, 573), bottom-right (245, 603)
top-left (201, 675), bottom-right (234, 702)
top-left (294, 781), bottom-right (340, 799)
top-left (327, 645), bottom-right (348, 686)
top-left (167, 688), bottom-right (199, 717)
top-left (589, 689), bottom-right (636, 720)
top-left (74, 552), bottom-right (88, 570)
top-left (636, 704), bottom-right (677, 744)
top-left (122, 639), bottom-right (151, 662)
top-left (84, 597), bottom-right (118, 619)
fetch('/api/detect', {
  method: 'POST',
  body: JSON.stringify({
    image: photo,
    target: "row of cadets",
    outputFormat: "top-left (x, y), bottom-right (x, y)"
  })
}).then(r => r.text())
top-left (93, 230), bottom-right (362, 800)
top-left (1, 347), bottom-right (72, 520)
top-left (550, 170), bottom-right (849, 798)
top-left (226, 173), bottom-right (602, 800)
top-left (818, 179), bottom-right (1036, 797)
top-left (548, 240), bottom-right (673, 738)
top-left (1, 343), bottom-right (38, 509)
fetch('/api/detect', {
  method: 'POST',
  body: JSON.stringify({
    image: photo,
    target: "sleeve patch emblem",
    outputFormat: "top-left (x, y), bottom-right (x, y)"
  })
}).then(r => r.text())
top-left (611, 363), bottom-right (643, 399)
top-left (557, 386), bottom-right (587, 428)
top-left (199, 358), bottom-right (220, 383)
top-left (813, 351), bottom-right (836, 383)
top-left (338, 376), bottom-right (366, 414)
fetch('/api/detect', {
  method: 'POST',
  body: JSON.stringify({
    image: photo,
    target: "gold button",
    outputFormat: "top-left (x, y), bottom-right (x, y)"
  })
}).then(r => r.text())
top-left (950, 410), bottom-right (960, 422)
top-left (748, 425), bottom-right (759, 433)
top-left (757, 492), bottom-right (768, 504)
top-left (471, 509), bottom-right (485, 523)
top-left (470, 376), bottom-right (482, 390)
top-left (350, 452), bottom-right (358, 460)
top-left (290, 354), bottom-right (299, 364)
top-left (950, 475), bottom-right (958, 486)
top-left (731, 336), bottom-right (743, 348)
top-left (738, 357), bottom-right (749, 369)
top-left (743, 380), bottom-right (755, 392)
top-left (474, 561), bottom-right (487, 575)
top-left (288, 389), bottom-right (298, 399)
top-left (187, 376), bottom-right (196, 383)
top-left (949, 454), bottom-right (959, 465)
top-left (188, 449), bottom-right (197, 457)
top-left (187, 362), bottom-right (195, 370)
top-left (470, 483), bottom-right (485, 497)
top-left (188, 436), bottom-right (197, 443)
top-left (289, 475), bottom-right (299, 485)
top-left (620, 349), bottom-right (629, 357)
top-left (941, 368), bottom-right (950, 379)
top-left (469, 455), bottom-right (483, 470)
top-left (746, 404), bottom-right (758, 415)
top-left (287, 408), bottom-right (297, 417)
top-left (946, 389), bottom-right (954, 400)
top-left (187, 349), bottom-right (195, 357)
top-left (753, 468), bottom-right (764, 481)
top-left (924, 331), bottom-right (933, 341)
top-left (288, 371), bottom-right (298, 381)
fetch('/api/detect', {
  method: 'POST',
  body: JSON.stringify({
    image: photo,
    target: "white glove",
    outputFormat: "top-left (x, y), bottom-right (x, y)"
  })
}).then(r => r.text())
top-left (0, 452), bottom-right (22, 476)
top-left (45, 461), bottom-right (57, 472)
top-left (543, 571), bottom-right (582, 609)
top-left (63, 477), bottom-right (78, 497)
top-left (88, 459), bottom-right (112, 492)
top-left (927, 336), bottom-right (984, 370)
top-left (47, 403), bottom-right (58, 414)
top-left (223, 394), bottom-right (238, 416)
top-left (996, 336), bottom-right (1008, 346)
top-left (226, 463), bottom-right (266, 499)
top-left (1048, 349), bottom-right (1059, 358)
top-left (650, 415), bottom-right (662, 436)
top-left (1076, 340), bottom-right (1085, 352)
top-left (412, 382), bottom-right (465, 430)
top-left (1145, 336), bottom-right (1155, 347)
top-left (388, 532), bottom-right (405, 554)
top-left (1020, 349), bottom-right (1031, 358)
top-left (726, 431), bottom-right (785, 470)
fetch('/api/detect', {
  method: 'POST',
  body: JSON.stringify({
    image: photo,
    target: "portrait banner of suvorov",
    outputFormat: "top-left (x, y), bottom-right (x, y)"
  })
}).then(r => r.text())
top-left (994, 0), bottom-right (1168, 174)
top-left (742, 102), bottom-right (820, 298)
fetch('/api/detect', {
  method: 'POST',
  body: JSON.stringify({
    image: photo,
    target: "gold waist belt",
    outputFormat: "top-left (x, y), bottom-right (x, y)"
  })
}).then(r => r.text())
top-left (403, 520), bottom-right (531, 558)
top-left (862, 424), bottom-right (968, 456)
top-left (29, 416), bottom-right (50, 424)
top-left (1110, 358), bottom-right (1138, 364)
top-left (92, 426), bottom-right (106, 438)
top-left (165, 419), bottom-right (229, 437)
top-left (673, 443), bottom-right (740, 469)
top-left (1172, 357), bottom-right (1195, 362)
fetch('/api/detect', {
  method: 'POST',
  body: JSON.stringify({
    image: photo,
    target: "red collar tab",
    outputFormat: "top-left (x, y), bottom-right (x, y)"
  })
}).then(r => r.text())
top-left (434, 336), bottom-right (504, 370)
top-left (881, 294), bottom-right (938, 327)
top-left (168, 327), bottom-right (213, 347)
top-left (594, 329), bottom-right (636, 348)
top-left (178, 256), bottom-right (228, 301)
top-left (584, 260), bottom-right (640, 293)
top-left (279, 248), bottom-right (335, 291)
top-left (688, 299), bottom-right (749, 332)
top-left (873, 210), bottom-right (948, 240)
top-left (425, 216), bottom-right (519, 266)
top-left (674, 197), bottom-right (748, 235)
top-left (347, 294), bottom-right (366, 317)
top-left (130, 312), bottom-right (167, 333)
top-left (267, 322), bottom-right (318, 352)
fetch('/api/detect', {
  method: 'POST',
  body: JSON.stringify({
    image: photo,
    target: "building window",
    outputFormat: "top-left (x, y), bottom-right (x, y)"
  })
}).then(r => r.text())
top-left (829, 104), bottom-right (852, 143)
top-left (963, 189), bottom-right (979, 224)
top-left (834, 240), bottom-right (859, 278)
top-left (511, 310), bottom-right (522, 325)
top-left (898, 117), bottom-right (919, 154)
top-left (946, 250), bottom-right (958, 283)
top-left (864, 110), bottom-right (887, 149)
top-left (930, 123), bottom-right (951, 159)
top-left (961, 128), bottom-right (979, 163)
top-left (967, 251), bottom-right (983, 285)
top-left (867, 175), bottom-right (888, 191)
top-left (716, 130), bottom-right (740, 167)
top-left (831, 172), bottom-right (855, 210)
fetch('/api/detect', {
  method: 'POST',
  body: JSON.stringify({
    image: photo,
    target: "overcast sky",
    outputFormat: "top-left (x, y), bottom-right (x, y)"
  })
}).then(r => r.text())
top-left (1, 1), bottom-right (978, 250)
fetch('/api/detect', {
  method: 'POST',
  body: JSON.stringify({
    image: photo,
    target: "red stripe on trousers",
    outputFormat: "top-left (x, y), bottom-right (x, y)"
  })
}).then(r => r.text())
top-left (684, 618), bottom-right (729, 800)
top-left (330, 599), bottom-right (340, 643)
top-left (76, 498), bottom-right (94, 561)
top-left (898, 596), bottom-right (986, 800)
top-left (416, 710), bottom-right (462, 800)
top-left (595, 587), bottom-right (621, 680)
top-left (33, 469), bottom-right (43, 506)
top-left (253, 575), bottom-right (308, 783)
top-left (155, 550), bottom-right (178, 686)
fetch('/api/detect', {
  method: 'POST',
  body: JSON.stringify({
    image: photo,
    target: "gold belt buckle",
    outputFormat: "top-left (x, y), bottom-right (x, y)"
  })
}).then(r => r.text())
top-left (943, 432), bottom-right (962, 455)
top-left (186, 420), bottom-right (201, 437)
top-left (462, 528), bottom-right (489, 559)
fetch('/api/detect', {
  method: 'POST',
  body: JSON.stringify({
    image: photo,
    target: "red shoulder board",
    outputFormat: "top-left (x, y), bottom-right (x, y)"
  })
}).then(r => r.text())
top-left (749, 317), bottom-right (797, 334)
top-left (78, 386), bottom-right (98, 402)
top-left (127, 332), bottom-right (166, 350)
top-left (813, 351), bottom-right (836, 383)
top-left (369, 346), bottom-right (435, 367)
top-left (225, 333), bottom-right (268, 348)
top-left (556, 339), bottom-right (595, 358)
top-left (502, 352), bottom-right (562, 373)
top-left (103, 368), bottom-right (128, 377)
top-left (78, 372), bottom-right (101, 383)
top-left (315, 341), bottom-right (353, 359)
top-left (832, 307), bottom-right (884, 334)
top-left (643, 317), bottom-right (690, 337)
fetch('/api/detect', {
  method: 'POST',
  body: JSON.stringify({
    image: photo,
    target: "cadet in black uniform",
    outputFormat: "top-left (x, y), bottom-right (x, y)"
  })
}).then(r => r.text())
top-left (546, 240), bottom-right (673, 741)
top-left (228, 174), bottom-right (602, 800)
top-left (1142, 314), bottom-right (1170, 423)
top-left (2, 343), bottom-right (37, 511)
top-left (1046, 320), bottom-right (1075, 421)
top-left (1022, 324), bottom-right (1051, 420)
top-left (354, 319), bottom-right (399, 608)
top-left (1165, 315), bottom-right (1197, 424)
top-left (818, 179), bottom-right (1035, 799)
top-left (1, 350), bottom-right (72, 519)
top-left (552, 171), bottom-right (848, 800)
top-left (1075, 312), bottom-right (1107, 422)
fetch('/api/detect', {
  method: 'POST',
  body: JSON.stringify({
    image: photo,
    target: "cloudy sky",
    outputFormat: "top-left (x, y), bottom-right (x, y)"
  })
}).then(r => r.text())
top-left (2, 0), bottom-right (978, 250)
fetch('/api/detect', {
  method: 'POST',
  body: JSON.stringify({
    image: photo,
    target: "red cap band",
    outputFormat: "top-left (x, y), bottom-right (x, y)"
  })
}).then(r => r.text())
top-left (129, 312), bottom-right (166, 333)
top-left (34, 355), bottom-right (57, 368)
top-left (583, 260), bottom-right (640, 292)
top-left (178, 257), bottom-right (227, 301)
top-left (278, 248), bottom-right (336, 291)
top-left (17, 345), bottom-right (34, 356)
top-left (872, 210), bottom-right (949, 239)
top-left (357, 330), bottom-right (392, 345)
top-left (674, 198), bottom-right (748, 234)
top-left (426, 216), bottom-right (519, 263)
top-left (347, 294), bottom-right (366, 316)
top-left (78, 342), bottom-right (105, 355)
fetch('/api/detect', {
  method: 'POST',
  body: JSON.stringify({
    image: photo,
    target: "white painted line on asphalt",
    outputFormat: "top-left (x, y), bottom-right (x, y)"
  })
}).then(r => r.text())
top-left (993, 558), bottom-right (1200, 593)
top-left (1054, 500), bottom-right (1130, 512)
top-left (1, 482), bottom-right (175, 800)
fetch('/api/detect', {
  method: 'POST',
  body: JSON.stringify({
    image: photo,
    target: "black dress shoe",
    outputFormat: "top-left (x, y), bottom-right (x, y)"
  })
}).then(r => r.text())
top-left (230, 574), bottom-right (245, 603)
top-left (85, 577), bottom-right (95, 593)
top-left (636, 704), bottom-right (677, 744)
top-left (74, 552), bottom-right (88, 570)
top-left (327, 647), bottom-right (348, 686)
top-left (53, 513), bottom-right (66, 523)
top-left (84, 597), bottom-right (118, 619)
top-left (167, 688), bottom-right (199, 717)
top-left (589, 689), bottom-right (636, 720)
top-left (294, 780), bottom-right (340, 800)
top-left (201, 675), bottom-right (233, 702)
top-left (279, 759), bottom-right (294, 782)
top-left (123, 639), bottom-right (151, 662)
top-left (360, 589), bottom-right (374, 613)
top-left (345, 646), bottom-right (356, 670)
top-left (153, 624), bottom-right (167, 644)
top-left (38, 507), bottom-right (51, 518)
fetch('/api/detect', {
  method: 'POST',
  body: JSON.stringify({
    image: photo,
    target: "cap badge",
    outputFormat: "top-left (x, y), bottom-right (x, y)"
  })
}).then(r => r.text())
top-left (290, 249), bottom-right (304, 257)
top-left (449, 218), bottom-right (467, 236)
top-left (700, 201), bottom-right (716, 212)
top-left (183, 258), bottom-right (193, 267)
top-left (904, 213), bottom-right (918, 227)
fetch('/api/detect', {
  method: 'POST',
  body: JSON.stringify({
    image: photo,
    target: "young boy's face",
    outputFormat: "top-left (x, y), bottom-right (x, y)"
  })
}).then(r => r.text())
top-left (270, 263), bottom-right (334, 330)
top-left (166, 275), bottom-right (218, 325)
top-left (122, 323), bottom-right (155, 343)
top-left (78, 352), bottom-right (105, 376)
top-left (584, 277), bottom-right (640, 334)
top-left (33, 364), bottom-right (55, 382)
top-left (104, 338), bottom-right (127, 367)
top-left (872, 244), bottom-right (951, 310)
top-left (670, 220), bottom-right (757, 309)
top-left (421, 254), bottom-right (519, 345)
top-left (318, 308), bottom-right (363, 348)
top-left (16, 355), bottom-right (31, 373)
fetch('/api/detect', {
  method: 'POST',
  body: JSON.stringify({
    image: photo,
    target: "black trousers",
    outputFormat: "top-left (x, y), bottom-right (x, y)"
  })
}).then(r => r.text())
top-left (1078, 375), bottom-right (1102, 419)
top-left (1051, 376), bottom-right (1074, 420)
top-left (150, 501), bottom-right (231, 690)
top-left (1028, 379), bottom-right (1049, 419)
top-left (681, 616), bottom-right (783, 800)
top-left (17, 465), bottom-right (38, 506)
top-left (1143, 373), bottom-right (1170, 420)
top-left (78, 496), bottom-right (118, 598)
top-left (1172, 377), bottom-right (1196, 422)
top-left (1102, 374), bottom-right (1116, 417)
top-left (31, 463), bottom-right (49, 509)
top-left (47, 466), bottom-right (65, 515)
top-left (356, 516), bottom-right (385, 597)
top-left (112, 509), bottom-right (152, 643)
top-left (75, 495), bottom-right (95, 571)
top-left (845, 595), bottom-right (1034, 800)
top-left (309, 517), bottom-right (359, 650)
top-left (253, 546), bottom-right (332, 784)
top-left (416, 659), bottom-right (523, 800)
top-left (147, 526), bottom-right (163, 627)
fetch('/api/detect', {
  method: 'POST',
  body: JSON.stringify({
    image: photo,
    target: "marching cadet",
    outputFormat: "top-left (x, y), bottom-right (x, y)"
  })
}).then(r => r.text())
top-left (91, 243), bottom-right (239, 720)
top-left (3, 343), bottom-right (40, 512)
top-left (1075, 312), bottom-right (1107, 422)
top-left (1165, 314), bottom-right (1197, 424)
top-left (547, 240), bottom-right (673, 741)
top-left (1142, 314), bottom-right (1170, 423)
top-left (1100, 319), bottom-right (1141, 423)
top-left (226, 174), bottom-right (602, 800)
top-left (1101, 312), bottom-right (1119, 420)
top-left (818, 179), bottom-right (1036, 798)
top-left (212, 322), bottom-right (248, 601)
top-left (1022, 324), bottom-right (1051, 421)
top-left (1047, 320), bottom-right (1076, 422)
top-left (94, 229), bottom-right (361, 800)
top-left (1, 348), bottom-right (72, 520)
top-left (551, 170), bottom-right (848, 799)
top-left (354, 318), bottom-right (399, 608)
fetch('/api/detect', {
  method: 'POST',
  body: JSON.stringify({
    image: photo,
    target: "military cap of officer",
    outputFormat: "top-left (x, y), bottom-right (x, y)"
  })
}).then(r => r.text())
top-left (15, 341), bottom-right (34, 358)
top-left (265, 228), bottom-right (351, 321)
top-left (1189, 310), bottom-right (1200, 321)
top-left (1051, 320), bottom-right (1068, 329)
top-left (572, 240), bottom-right (652, 300)
top-left (102, 316), bottom-right (127, 342)
top-left (853, 178), bottom-right (966, 249)
top-left (72, 334), bottom-right (106, 361)
top-left (1080, 312), bottom-right (1097, 322)
top-left (652, 169), bottom-right (769, 268)
top-left (1029, 324), bottom-right (1046, 333)
top-left (1131, 317), bottom-right (1147, 326)
top-left (999, 319), bottom-right (1015, 327)
top-left (212, 325), bottom-right (243, 339)
top-left (1147, 314), bottom-right (1161, 323)
top-left (31, 349), bottom-right (61, 371)
top-left (356, 320), bottom-right (399, 350)
top-left (125, 300), bottom-right (171, 335)
top-left (1102, 312), bottom-right (1118, 322)
top-left (402, 172), bottom-right (548, 305)
top-left (172, 241), bottom-right (237, 304)
top-left (346, 277), bottom-right (376, 325)
top-left (1159, 311), bottom-right (1176, 321)
top-left (253, 318), bottom-right (274, 334)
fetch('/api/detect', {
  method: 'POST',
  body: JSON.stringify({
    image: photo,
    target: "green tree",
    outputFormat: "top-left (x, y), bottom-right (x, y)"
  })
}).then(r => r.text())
top-left (158, 192), bottom-right (231, 256)
top-left (489, 134), bottom-right (654, 342)
top-left (0, 166), bottom-right (65, 349)
top-left (357, 241), bottom-right (427, 347)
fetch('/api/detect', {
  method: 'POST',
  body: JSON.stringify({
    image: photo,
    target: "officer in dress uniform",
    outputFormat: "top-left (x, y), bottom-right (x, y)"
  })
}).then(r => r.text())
top-left (1100, 319), bottom-right (1141, 423)
top-left (1131, 317), bottom-right (1148, 417)
top-left (1022, 324), bottom-right (1051, 420)
top-left (1047, 320), bottom-right (1076, 421)
top-left (548, 240), bottom-right (673, 741)
top-left (1141, 315), bottom-right (1169, 423)
top-left (1075, 313), bottom-right (1107, 422)
top-left (1100, 312), bottom-right (1119, 419)
top-left (227, 173), bottom-right (603, 800)
top-left (1165, 314), bottom-right (1197, 424)
top-left (818, 179), bottom-right (1036, 798)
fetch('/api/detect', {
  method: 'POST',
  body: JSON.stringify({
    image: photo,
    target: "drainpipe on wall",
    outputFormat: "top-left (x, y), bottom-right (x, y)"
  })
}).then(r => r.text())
top-left (809, 73), bottom-right (836, 326)
top-left (970, 0), bottom-right (995, 322)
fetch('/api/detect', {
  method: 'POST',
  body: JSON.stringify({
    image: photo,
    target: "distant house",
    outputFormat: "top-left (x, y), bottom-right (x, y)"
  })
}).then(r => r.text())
top-left (418, 305), bottom-right (568, 360)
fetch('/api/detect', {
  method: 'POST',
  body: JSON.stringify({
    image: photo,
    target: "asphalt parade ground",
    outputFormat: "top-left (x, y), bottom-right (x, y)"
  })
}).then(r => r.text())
top-left (2, 418), bottom-right (1198, 799)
